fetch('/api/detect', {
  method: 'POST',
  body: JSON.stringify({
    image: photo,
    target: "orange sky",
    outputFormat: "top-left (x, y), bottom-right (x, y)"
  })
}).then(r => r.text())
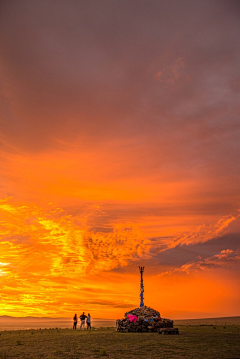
top-left (0, 0), bottom-right (240, 319)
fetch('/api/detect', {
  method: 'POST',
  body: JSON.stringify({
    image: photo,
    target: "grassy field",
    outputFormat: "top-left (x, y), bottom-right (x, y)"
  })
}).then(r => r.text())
top-left (0, 325), bottom-right (240, 359)
top-left (174, 316), bottom-right (240, 326)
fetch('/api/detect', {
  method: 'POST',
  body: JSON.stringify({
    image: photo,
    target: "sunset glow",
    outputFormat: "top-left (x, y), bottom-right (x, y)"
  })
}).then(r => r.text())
top-left (0, 0), bottom-right (239, 319)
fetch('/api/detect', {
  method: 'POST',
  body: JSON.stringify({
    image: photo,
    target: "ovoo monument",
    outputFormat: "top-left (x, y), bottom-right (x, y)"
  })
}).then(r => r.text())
top-left (116, 267), bottom-right (178, 333)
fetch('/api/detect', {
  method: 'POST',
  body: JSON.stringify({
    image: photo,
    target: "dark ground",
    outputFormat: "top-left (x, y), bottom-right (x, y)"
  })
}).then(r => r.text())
top-left (0, 325), bottom-right (240, 359)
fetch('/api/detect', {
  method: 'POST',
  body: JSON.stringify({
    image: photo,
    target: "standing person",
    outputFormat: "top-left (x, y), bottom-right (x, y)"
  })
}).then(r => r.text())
top-left (79, 312), bottom-right (87, 330)
top-left (86, 313), bottom-right (91, 330)
top-left (73, 314), bottom-right (78, 330)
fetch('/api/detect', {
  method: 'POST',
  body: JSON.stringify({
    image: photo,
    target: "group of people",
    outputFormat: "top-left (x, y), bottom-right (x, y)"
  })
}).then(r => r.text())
top-left (73, 312), bottom-right (91, 330)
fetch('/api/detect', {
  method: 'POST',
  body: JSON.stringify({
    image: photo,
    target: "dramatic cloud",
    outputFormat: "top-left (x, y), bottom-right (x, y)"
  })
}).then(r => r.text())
top-left (158, 249), bottom-right (240, 277)
top-left (1, 198), bottom-right (239, 317)
top-left (0, 0), bottom-right (239, 318)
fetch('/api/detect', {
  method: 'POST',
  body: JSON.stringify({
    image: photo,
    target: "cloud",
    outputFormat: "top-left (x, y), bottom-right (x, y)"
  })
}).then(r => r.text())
top-left (0, 0), bottom-right (239, 157)
top-left (158, 248), bottom-right (240, 277)
top-left (0, 199), bottom-right (239, 283)
top-left (178, 214), bottom-right (238, 245)
top-left (154, 57), bottom-right (189, 85)
top-left (148, 212), bottom-right (240, 255)
top-left (0, 0), bottom-right (240, 318)
top-left (0, 197), bottom-right (240, 317)
top-left (0, 200), bottom-right (150, 279)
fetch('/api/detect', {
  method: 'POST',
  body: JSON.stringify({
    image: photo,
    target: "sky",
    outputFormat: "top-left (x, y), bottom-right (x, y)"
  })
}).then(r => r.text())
top-left (0, 0), bottom-right (240, 320)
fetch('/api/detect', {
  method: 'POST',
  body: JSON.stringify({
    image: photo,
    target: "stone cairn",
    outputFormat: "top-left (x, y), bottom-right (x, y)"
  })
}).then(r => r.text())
top-left (116, 305), bottom-right (174, 333)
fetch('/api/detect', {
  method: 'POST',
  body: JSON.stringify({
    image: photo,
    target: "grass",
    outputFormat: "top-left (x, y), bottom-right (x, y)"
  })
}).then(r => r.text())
top-left (0, 325), bottom-right (239, 358)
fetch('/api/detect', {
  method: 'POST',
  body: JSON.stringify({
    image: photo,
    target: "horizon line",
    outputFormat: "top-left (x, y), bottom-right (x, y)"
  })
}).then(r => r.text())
top-left (1, 315), bottom-right (239, 320)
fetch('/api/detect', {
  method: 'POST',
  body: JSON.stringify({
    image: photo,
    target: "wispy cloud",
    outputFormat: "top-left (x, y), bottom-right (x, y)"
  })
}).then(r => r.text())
top-left (169, 214), bottom-right (239, 248)
top-left (154, 57), bottom-right (189, 85)
top-left (157, 249), bottom-right (240, 277)
top-left (148, 212), bottom-right (240, 256)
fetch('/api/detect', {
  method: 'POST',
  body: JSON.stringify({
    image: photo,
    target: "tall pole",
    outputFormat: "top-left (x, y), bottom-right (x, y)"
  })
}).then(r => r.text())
top-left (139, 266), bottom-right (144, 307)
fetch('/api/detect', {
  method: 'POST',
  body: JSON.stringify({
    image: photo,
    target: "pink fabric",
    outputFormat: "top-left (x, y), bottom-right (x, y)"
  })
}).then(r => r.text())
top-left (127, 314), bottom-right (138, 322)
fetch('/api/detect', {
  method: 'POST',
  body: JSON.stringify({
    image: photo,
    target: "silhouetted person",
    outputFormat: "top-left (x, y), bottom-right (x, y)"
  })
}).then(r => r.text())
top-left (87, 313), bottom-right (91, 330)
top-left (79, 312), bottom-right (87, 330)
top-left (73, 314), bottom-right (78, 329)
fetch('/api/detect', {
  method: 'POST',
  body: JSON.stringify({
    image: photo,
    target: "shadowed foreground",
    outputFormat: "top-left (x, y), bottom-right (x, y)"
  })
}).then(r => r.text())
top-left (0, 326), bottom-right (240, 359)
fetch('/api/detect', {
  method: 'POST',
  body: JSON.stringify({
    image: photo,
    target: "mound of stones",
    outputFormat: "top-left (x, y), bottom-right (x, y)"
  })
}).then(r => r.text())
top-left (125, 306), bottom-right (160, 318)
top-left (116, 306), bottom-right (174, 332)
